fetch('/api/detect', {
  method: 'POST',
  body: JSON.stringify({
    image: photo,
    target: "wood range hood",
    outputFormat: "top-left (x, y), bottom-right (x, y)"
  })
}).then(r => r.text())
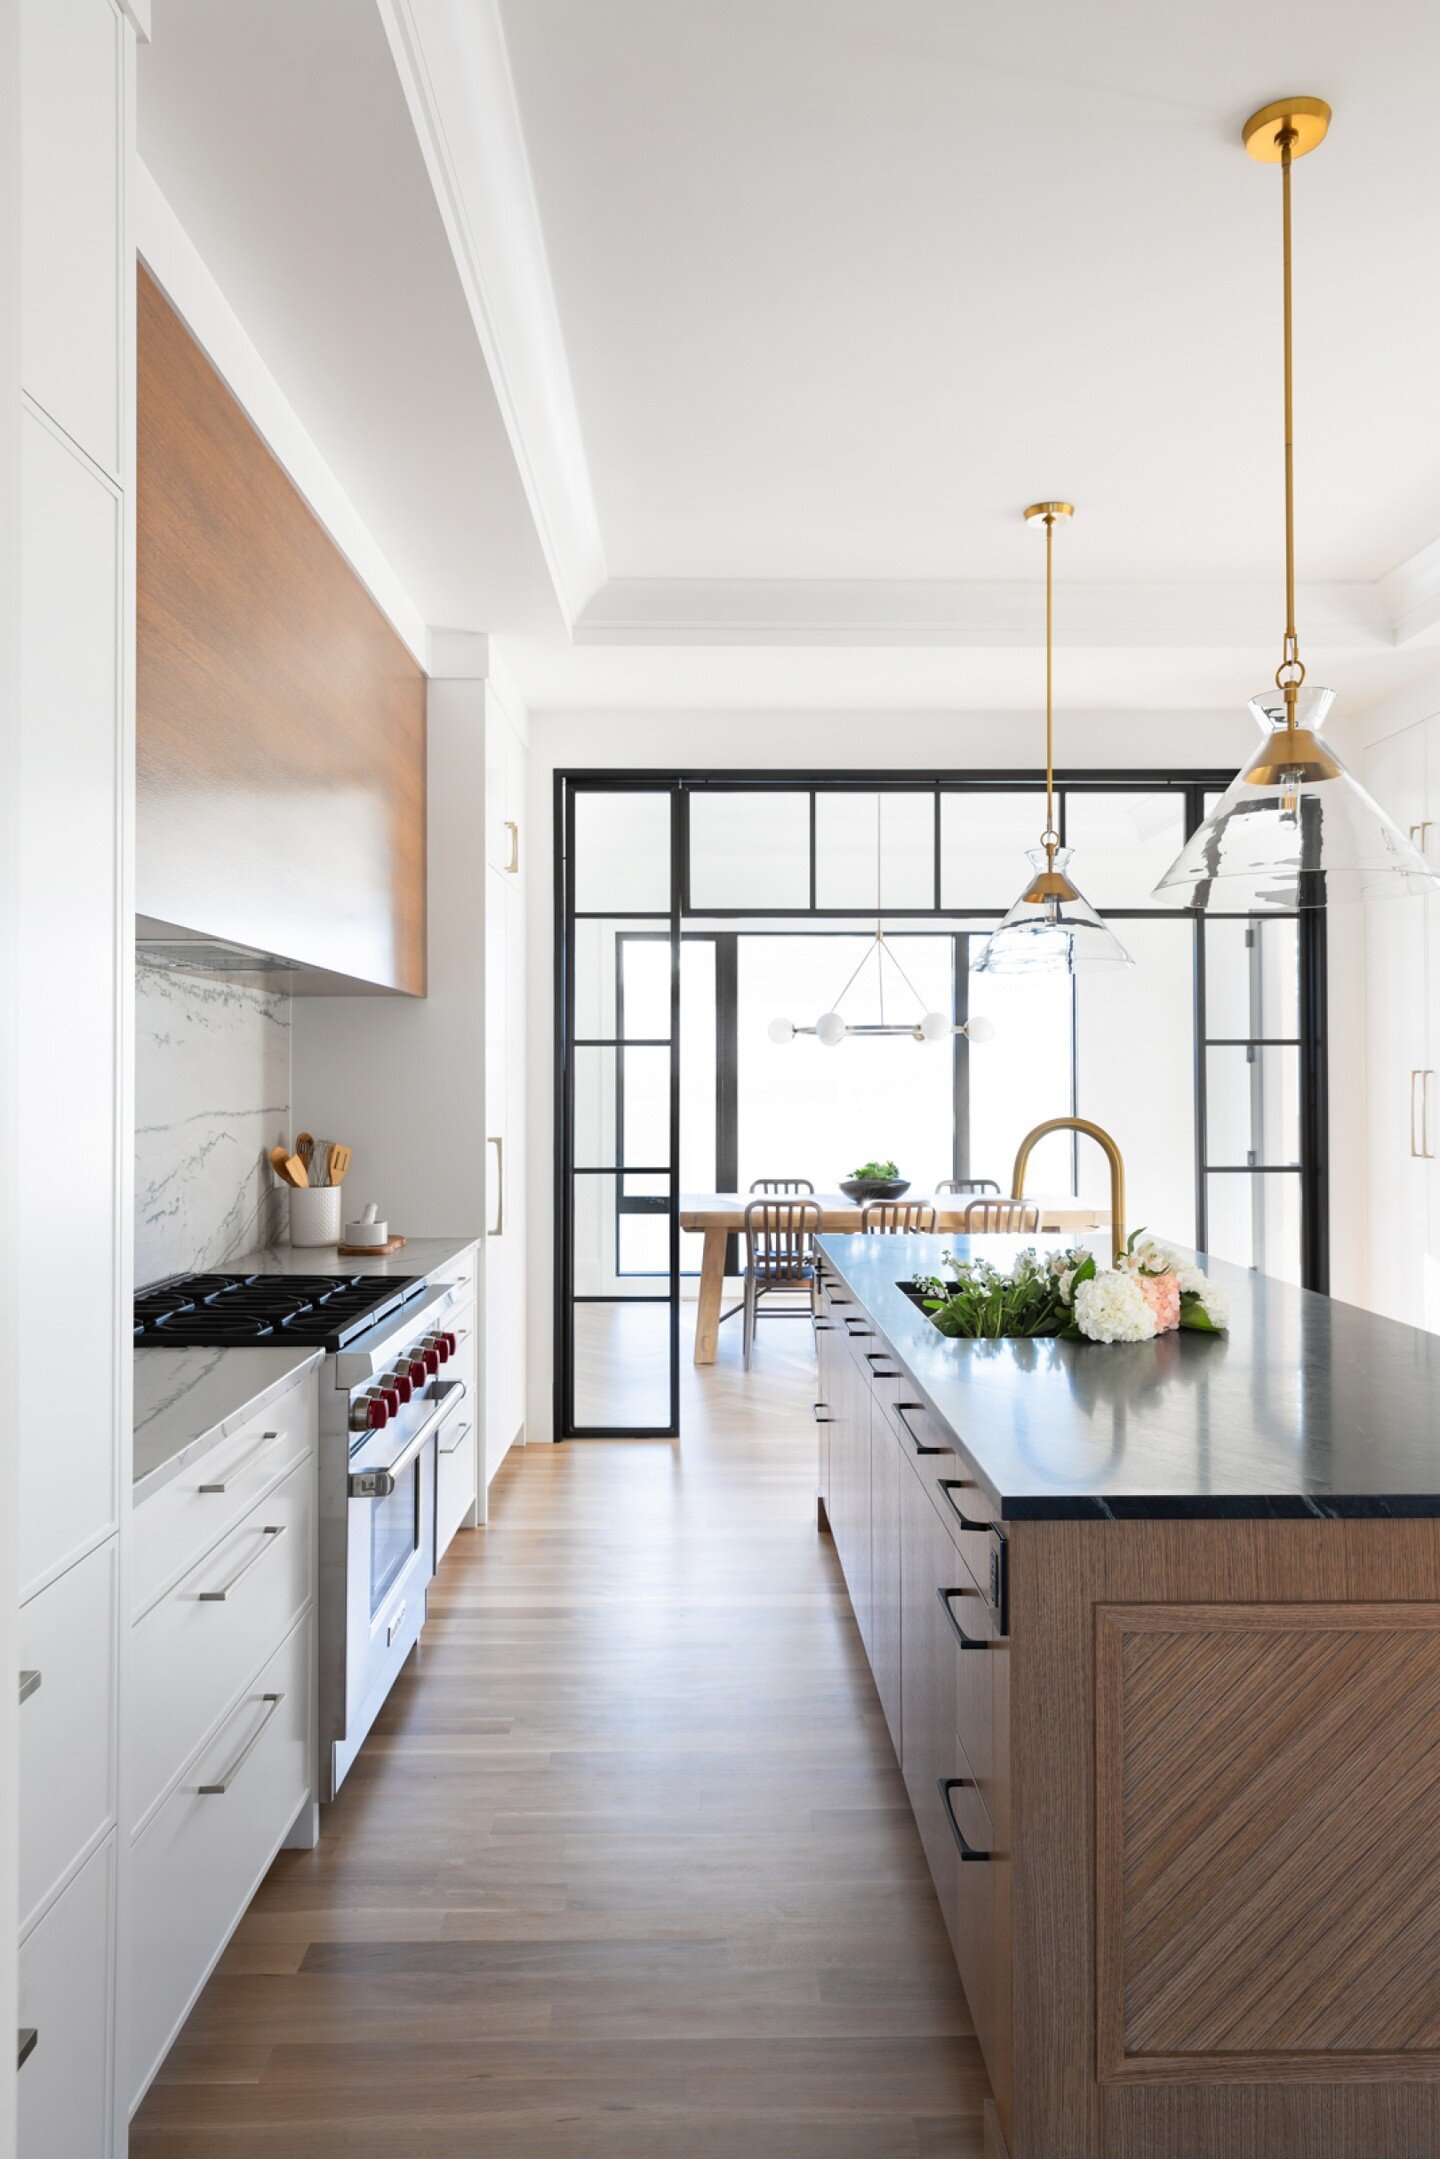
top-left (136, 264), bottom-right (428, 998)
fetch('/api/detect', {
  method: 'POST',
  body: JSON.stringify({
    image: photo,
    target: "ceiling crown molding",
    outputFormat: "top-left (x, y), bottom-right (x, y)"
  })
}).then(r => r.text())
top-left (573, 576), bottom-right (1395, 651)
top-left (377, 0), bottom-right (605, 629)
top-left (1379, 534), bottom-right (1440, 648)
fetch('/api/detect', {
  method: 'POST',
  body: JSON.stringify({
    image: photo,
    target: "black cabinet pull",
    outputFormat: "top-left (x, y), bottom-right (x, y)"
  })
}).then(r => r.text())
top-left (812, 1402), bottom-right (834, 1424)
top-left (938, 1778), bottom-right (991, 1861)
top-left (829, 1296), bottom-right (853, 1307)
top-left (938, 1586), bottom-right (991, 1650)
top-left (844, 1323), bottom-right (874, 1339)
top-left (813, 1319), bottom-right (836, 1331)
top-left (938, 1480), bottom-right (987, 1533)
top-left (895, 1403), bottom-right (949, 1456)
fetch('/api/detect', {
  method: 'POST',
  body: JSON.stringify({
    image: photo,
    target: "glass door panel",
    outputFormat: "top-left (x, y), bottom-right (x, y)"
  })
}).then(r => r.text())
top-left (563, 787), bottom-right (678, 1435)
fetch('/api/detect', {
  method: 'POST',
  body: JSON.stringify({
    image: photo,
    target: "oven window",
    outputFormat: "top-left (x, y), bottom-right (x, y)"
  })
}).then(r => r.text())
top-left (370, 1459), bottom-right (420, 1617)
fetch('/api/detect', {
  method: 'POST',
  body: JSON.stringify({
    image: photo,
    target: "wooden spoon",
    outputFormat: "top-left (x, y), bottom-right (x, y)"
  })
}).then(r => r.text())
top-left (295, 1132), bottom-right (315, 1177)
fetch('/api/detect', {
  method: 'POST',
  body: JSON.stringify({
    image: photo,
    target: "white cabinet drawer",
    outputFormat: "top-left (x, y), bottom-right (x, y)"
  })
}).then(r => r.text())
top-left (437, 1406), bottom-right (477, 1561)
top-left (19, 1538), bottom-right (117, 1933)
top-left (18, 1833), bottom-right (115, 2158)
top-left (132, 1455), bottom-right (313, 1831)
top-left (134, 1378), bottom-right (316, 1618)
top-left (130, 1614), bottom-right (311, 2110)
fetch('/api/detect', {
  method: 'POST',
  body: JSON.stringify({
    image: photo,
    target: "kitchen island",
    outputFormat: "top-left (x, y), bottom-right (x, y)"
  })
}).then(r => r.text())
top-left (813, 1232), bottom-right (1440, 2159)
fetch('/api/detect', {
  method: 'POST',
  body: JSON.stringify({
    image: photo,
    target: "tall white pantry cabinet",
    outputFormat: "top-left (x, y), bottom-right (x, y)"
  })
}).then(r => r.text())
top-left (16, 0), bottom-right (138, 2152)
top-left (1363, 715), bottom-right (1440, 1330)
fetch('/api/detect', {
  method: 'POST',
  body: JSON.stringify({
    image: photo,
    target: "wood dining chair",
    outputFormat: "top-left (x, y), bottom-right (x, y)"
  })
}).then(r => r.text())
top-left (962, 1197), bottom-right (1041, 1233)
top-left (936, 1177), bottom-right (1000, 1197)
top-left (749, 1177), bottom-right (815, 1195)
top-left (860, 1199), bottom-right (938, 1234)
top-left (742, 1198), bottom-right (822, 1369)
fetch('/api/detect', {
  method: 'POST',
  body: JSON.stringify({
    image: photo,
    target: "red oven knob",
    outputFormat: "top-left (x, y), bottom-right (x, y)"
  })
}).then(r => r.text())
top-left (406, 1357), bottom-right (427, 1389)
top-left (351, 1390), bottom-right (388, 1431)
top-left (389, 1369), bottom-right (413, 1405)
top-left (379, 1385), bottom-right (401, 1419)
top-left (421, 1345), bottom-right (440, 1376)
top-left (442, 1331), bottom-right (457, 1359)
top-left (425, 1332), bottom-right (451, 1367)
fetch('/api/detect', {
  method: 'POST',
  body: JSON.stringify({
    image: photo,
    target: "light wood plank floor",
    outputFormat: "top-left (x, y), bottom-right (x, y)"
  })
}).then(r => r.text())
top-left (131, 1309), bottom-right (990, 2157)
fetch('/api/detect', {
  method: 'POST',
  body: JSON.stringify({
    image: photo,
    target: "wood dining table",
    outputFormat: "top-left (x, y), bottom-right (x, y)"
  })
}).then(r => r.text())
top-left (678, 1191), bottom-right (1110, 1363)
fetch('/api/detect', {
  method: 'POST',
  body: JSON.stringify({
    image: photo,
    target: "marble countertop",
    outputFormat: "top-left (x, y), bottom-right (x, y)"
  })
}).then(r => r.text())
top-left (818, 1232), bottom-right (1440, 1522)
top-left (134, 1345), bottom-right (321, 1504)
top-left (132, 1234), bottom-right (480, 1503)
top-left (215, 1234), bottom-right (479, 1283)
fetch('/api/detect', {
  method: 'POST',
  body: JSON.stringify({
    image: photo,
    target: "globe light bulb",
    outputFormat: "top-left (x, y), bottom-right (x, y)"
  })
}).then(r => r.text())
top-left (918, 1011), bottom-right (952, 1043)
top-left (767, 1017), bottom-right (795, 1045)
top-left (964, 1015), bottom-right (996, 1044)
top-left (815, 1012), bottom-right (847, 1047)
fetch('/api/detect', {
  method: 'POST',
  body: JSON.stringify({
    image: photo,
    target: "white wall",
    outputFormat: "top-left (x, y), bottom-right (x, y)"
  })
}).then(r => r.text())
top-left (521, 705), bottom-right (1257, 1442)
top-left (290, 673), bottom-right (491, 1239)
top-left (2, 0), bottom-right (21, 2142)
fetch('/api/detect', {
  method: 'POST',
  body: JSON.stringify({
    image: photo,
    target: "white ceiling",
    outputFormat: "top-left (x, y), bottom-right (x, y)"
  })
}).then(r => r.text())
top-left (498, 0), bottom-right (1440, 587)
top-left (139, 0), bottom-right (1440, 718)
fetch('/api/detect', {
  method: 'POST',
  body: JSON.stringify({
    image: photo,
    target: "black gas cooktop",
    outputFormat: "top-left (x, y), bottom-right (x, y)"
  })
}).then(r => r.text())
top-left (133, 1272), bottom-right (422, 1353)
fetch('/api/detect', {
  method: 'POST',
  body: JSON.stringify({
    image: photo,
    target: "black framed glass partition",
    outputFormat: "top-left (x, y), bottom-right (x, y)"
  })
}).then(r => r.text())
top-left (556, 772), bottom-right (1329, 1439)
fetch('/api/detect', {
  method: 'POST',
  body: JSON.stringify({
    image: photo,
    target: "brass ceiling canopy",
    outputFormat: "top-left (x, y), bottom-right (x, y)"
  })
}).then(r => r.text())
top-left (1242, 96), bottom-right (1331, 162)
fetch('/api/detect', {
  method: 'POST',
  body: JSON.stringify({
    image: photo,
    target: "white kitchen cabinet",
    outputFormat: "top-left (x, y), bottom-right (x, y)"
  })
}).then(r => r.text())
top-left (18, 409), bottom-right (123, 1597)
top-left (18, 1540), bottom-right (119, 1937)
top-left (129, 1615), bottom-right (312, 2110)
top-left (18, 1836), bottom-right (117, 2159)
top-left (484, 853), bottom-right (527, 1490)
top-left (436, 1288), bottom-right (479, 1557)
top-left (20, 0), bottom-right (123, 474)
top-left (1363, 721), bottom-right (1440, 1327)
top-left (485, 701), bottom-right (524, 874)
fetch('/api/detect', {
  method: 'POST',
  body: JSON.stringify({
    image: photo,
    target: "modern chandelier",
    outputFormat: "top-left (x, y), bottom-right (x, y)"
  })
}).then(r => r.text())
top-left (974, 504), bottom-right (1133, 975)
top-left (1153, 97), bottom-right (1438, 909)
top-left (767, 796), bottom-right (996, 1048)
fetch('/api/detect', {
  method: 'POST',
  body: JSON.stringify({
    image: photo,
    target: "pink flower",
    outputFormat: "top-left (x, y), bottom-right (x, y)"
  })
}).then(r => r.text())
top-left (1137, 1270), bottom-right (1181, 1333)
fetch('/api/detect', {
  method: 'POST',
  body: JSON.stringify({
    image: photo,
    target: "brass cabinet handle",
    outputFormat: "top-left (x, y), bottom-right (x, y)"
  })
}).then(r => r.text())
top-left (199, 1524), bottom-right (285, 1602)
top-left (938, 1777), bottom-right (991, 1861)
top-left (504, 820), bottom-right (520, 874)
top-left (198, 1692), bottom-right (284, 1795)
top-left (488, 1135), bottom-right (504, 1236)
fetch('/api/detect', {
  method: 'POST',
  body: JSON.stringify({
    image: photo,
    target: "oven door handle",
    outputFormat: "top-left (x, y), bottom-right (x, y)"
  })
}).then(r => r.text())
top-left (348, 1379), bottom-right (466, 1499)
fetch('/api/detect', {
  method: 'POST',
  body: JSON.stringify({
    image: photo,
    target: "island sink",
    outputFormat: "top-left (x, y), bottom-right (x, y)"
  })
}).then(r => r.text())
top-left (813, 1230), bottom-right (1440, 2159)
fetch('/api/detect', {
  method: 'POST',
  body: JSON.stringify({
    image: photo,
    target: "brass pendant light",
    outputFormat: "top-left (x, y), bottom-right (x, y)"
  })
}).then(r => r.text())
top-left (975, 503), bottom-right (1132, 975)
top-left (1154, 98), bottom-right (1439, 909)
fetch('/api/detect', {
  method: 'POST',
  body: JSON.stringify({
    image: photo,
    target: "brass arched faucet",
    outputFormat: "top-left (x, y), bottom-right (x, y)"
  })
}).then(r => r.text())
top-left (1011, 1117), bottom-right (1125, 1259)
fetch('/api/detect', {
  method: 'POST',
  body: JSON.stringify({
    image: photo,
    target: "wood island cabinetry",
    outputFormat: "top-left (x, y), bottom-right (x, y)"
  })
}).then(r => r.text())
top-left (813, 1234), bottom-right (1440, 2159)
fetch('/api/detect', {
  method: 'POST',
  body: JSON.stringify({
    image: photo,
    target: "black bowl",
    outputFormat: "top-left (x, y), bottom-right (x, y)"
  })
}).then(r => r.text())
top-left (839, 1176), bottom-right (911, 1203)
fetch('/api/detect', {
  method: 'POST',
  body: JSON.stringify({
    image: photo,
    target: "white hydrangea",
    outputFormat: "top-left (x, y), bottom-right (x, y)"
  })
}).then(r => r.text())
top-left (1073, 1269), bottom-right (1157, 1344)
top-left (1126, 1234), bottom-right (1181, 1278)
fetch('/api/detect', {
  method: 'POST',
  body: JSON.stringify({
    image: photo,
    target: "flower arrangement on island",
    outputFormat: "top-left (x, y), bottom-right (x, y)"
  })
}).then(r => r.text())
top-left (916, 1232), bottom-right (1229, 1345)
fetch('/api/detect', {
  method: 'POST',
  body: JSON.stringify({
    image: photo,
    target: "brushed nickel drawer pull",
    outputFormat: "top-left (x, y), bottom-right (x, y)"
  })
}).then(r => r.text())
top-left (895, 1402), bottom-right (949, 1456)
top-left (198, 1692), bottom-right (284, 1795)
top-left (939, 1586), bottom-right (992, 1651)
top-left (17, 2027), bottom-right (37, 2071)
top-left (19, 1669), bottom-right (40, 1705)
top-left (938, 1776), bottom-right (991, 1861)
top-left (199, 1524), bottom-right (285, 1601)
top-left (439, 1418), bottom-right (472, 1458)
top-left (504, 819), bottom-right (520, 874)
top-left (199, 1428), bottom-right (283, 1494)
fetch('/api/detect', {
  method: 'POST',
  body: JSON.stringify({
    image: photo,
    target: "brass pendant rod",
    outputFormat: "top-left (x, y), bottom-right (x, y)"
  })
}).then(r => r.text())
top-left (1279, 127), bottom-right (1302, 725)
top-left (1044, 509), bottom-right (1056, 855)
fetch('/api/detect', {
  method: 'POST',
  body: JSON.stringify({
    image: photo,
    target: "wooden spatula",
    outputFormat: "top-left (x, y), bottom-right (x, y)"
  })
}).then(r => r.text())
top-left (327, 1144), bottom-right (351, 1185)
top-left (269, 1146), bottom-right (309, 1188)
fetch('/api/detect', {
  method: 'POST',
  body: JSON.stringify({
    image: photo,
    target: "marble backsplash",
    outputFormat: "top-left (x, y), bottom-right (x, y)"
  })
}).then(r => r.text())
top-left (135, 959), bottom-right (292, 1285)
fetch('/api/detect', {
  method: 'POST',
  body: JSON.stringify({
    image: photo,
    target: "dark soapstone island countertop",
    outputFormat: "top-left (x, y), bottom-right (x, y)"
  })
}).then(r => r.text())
top-left (817, 1232), bottom-right (1440, 1522)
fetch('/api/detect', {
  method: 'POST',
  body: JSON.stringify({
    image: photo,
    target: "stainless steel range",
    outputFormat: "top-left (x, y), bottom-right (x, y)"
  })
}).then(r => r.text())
top-left (134, 1269), bottom-right (471, 1798)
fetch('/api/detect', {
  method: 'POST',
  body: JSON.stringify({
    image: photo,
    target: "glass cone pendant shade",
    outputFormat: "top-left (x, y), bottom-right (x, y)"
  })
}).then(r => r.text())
top-left (975, 845), bottom-right (1133, 975)
top-left (1152, 686), bottom-right (1440, 910)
